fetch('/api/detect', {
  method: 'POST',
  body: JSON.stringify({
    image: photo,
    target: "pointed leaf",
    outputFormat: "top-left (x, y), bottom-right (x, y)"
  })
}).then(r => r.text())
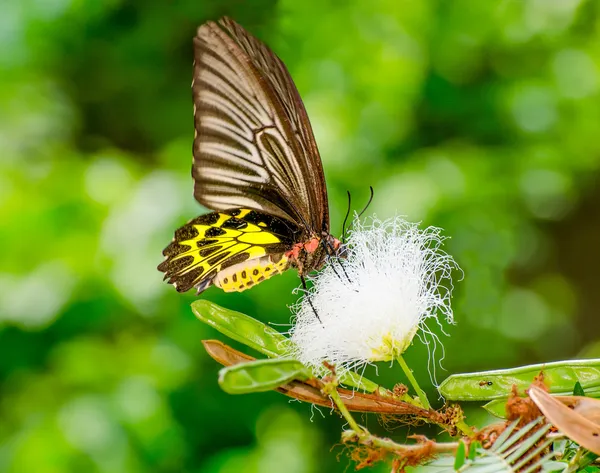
top-left (574, 381), bottom-right (586, 396)
top-left (541, 461), bottom-right (567, 473)
top-left (504, 424), bottom-right (551, 463)
top-left (483, 399), bottom-right (508, 418)
top-left (511, 434), bottom-right (554, 471)
top-left (425, 419), bottom-right (555, 473)
top-left (490, 419), bottom-right (520, 452)
top-left (218, 358), bottom-right (310, 394)
top-left (494, 418), bottom-right (542, 454)
top-left (469, 442), bottom-right (481, 461)
top-left (338, 370), bottom-right (380, 393)
top-left (580, 452), bottom-right (599, 470)
top-left (426, 452), bottom-right (507, 473)
top-left (521, 452), bottom-right (556, 473)
top-left (454, 441), bottom-right (466, 470)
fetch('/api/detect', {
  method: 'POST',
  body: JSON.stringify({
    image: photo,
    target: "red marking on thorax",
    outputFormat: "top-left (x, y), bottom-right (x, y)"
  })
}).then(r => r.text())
top-left (285, 237), bottom-right (321, 261)
top-left (331, 237), bottom-right (341, 250)
top-left (303, 238), bottom-right (319, 253)
top-left (286, 244), bottom-right (302, 259)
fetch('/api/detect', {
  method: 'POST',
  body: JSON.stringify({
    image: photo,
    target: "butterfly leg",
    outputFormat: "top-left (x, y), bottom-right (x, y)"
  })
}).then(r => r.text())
top-left (300, 275), bottom-right (322, 325)
top-left (322, 239), bottom-right (353, 286)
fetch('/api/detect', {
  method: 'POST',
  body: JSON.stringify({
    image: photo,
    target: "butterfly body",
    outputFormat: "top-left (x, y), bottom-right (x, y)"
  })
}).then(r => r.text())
top-left (159, 17), bottom-right (341, 295)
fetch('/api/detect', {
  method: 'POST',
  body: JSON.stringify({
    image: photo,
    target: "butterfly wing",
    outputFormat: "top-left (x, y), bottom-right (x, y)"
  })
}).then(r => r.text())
top-left (192, 17), bottom-right (329, 236)
top-left (158, 209), bottom-right (300, 293)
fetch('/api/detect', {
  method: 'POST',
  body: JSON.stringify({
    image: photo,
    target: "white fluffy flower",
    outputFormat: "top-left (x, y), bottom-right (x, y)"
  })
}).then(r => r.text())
top-left (289, 215), bottom-right (458, 374)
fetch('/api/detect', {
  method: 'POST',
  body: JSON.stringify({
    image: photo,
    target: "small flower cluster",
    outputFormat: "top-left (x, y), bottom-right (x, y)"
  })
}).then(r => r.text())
top-left (289, 216), bottom-right (458, 374)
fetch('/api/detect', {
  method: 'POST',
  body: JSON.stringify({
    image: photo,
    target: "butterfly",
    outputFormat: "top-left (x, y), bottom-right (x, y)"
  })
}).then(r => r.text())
top-left (158, 17), bottom-right (342, 294)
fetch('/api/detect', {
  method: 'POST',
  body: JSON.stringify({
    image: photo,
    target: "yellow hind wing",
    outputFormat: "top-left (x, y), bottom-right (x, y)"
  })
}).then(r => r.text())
top-left (158, 209), bottom-right (297, 293)
top-left (215, 255), bottom-right (290, 292)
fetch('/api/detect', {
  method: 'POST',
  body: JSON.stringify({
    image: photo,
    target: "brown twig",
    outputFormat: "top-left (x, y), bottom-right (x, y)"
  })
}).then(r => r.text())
top-left (202, 339), bottom-right (471, 435)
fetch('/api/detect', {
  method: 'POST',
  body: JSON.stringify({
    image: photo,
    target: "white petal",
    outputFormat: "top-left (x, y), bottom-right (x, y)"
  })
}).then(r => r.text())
top-left (289, 215), bottom-right (458, 374)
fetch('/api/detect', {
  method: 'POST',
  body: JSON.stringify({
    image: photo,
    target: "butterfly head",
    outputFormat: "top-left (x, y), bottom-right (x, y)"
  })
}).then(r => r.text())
top-left (323, 233), bottom-right (345, 258)
top-left (333, 240), bottom-right (348, 259)
top-left (316, 233), bottom-right (347, 268)
top-left (285, 233), bottom-right (345, 274)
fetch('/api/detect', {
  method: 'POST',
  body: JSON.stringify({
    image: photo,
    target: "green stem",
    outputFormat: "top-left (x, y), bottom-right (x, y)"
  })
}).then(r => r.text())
top-left (396, 354), bottom-right (431, 410)
top-left (343, 429), bottom-right (460, 455)
top-left (323, 381), bottom-right (365, 436)
top-left (455, 419), bottom-right (476, 439)
top-left (565, 447), bottom-right (583, 473)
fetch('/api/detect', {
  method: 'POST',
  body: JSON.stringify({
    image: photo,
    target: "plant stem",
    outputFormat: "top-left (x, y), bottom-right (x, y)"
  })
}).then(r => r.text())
top-left (323, 374), bottom-right (469, 463)
top-left (323, 380), bottom-right (365, 436)
top-left (343, 429), bottom-right (460, 455)
top-left (565, 448), bottom-right (584, 473)
top-left (396, 354), bottom-right (431, 410)
top-left (455, 419), bottom-right (476, 438)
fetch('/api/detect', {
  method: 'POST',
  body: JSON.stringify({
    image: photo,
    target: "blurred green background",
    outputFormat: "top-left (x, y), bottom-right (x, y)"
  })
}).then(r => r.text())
top-left (2, 0), bottom-right (600, 471)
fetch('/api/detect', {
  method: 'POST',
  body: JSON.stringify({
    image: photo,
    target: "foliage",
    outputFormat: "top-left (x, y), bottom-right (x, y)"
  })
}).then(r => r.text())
top-left (425, 419), bottom-right (554, 473)
top-left (193, 299), bottom-right (600, 472)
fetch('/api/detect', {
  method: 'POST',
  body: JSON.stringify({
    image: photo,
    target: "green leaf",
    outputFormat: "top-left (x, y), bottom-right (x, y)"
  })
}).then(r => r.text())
top-left (541, 461), bottom-right (567, 473)
top-left (425, 418), bottom-right (555, 473)
top-left (582, 466), bottom-right (600, 473)
top-left (483, 399), bottom-right (507, 418)
top-left (193, 300), bottom-right (380, 392)
top-left (337, 370), bottom-right (380, 393)
top-left (582, 467), bottom-right (600, 473)
top-left (469, 442), bottom-right (481, 461)
top-left (454, 441), bottom-right (466, 470)
top-left (192, 300), bottom-right (290, 358)
top-left (574, 381), bottom-right (585, 396)
top-left (580, 452), bottom-right (599, 470)
top-left (438, 359), bottom-right (600, 401)
top-left (218, 358), bottom-right (310, 394)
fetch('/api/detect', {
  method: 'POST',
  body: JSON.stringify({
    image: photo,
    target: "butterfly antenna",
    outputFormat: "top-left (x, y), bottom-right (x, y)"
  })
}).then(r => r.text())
top-left (357, 186), bottom-right (374, 219)
top-left (344, 186), bottom-right (375, 237)
top-left (341, 191), bottom-right (352, 243)
top-left (300, 275), bottom-right (322, 324)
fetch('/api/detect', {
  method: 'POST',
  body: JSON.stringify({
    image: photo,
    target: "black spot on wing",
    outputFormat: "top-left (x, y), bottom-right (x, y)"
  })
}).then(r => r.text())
top-left (225, 252), bottom-right (251, 267)
top-left (158, 255), bottom-right (194, 274)
top-left (205, 227), bottom-right (226, 238)
top-left (229, 209), bottom-right (241, 217)
top-left (191, 212), bottom-right (220, 225)
top-left (199, 246), bottom-right (222, 258)
top-left (243, 211), bottom-right (298, 243)
top-left (207, 251), bottom-right (231, 266)
top-left (162, 241), bottom-right (189, 258)
top-left (222, 217), bottom-right (248, 230)
top-left (197, 239), bottom-right (218, 248)
top-left (170, 265), bottom-right (206, 293)
top-left (175, 225), bottom-right (199, 241)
